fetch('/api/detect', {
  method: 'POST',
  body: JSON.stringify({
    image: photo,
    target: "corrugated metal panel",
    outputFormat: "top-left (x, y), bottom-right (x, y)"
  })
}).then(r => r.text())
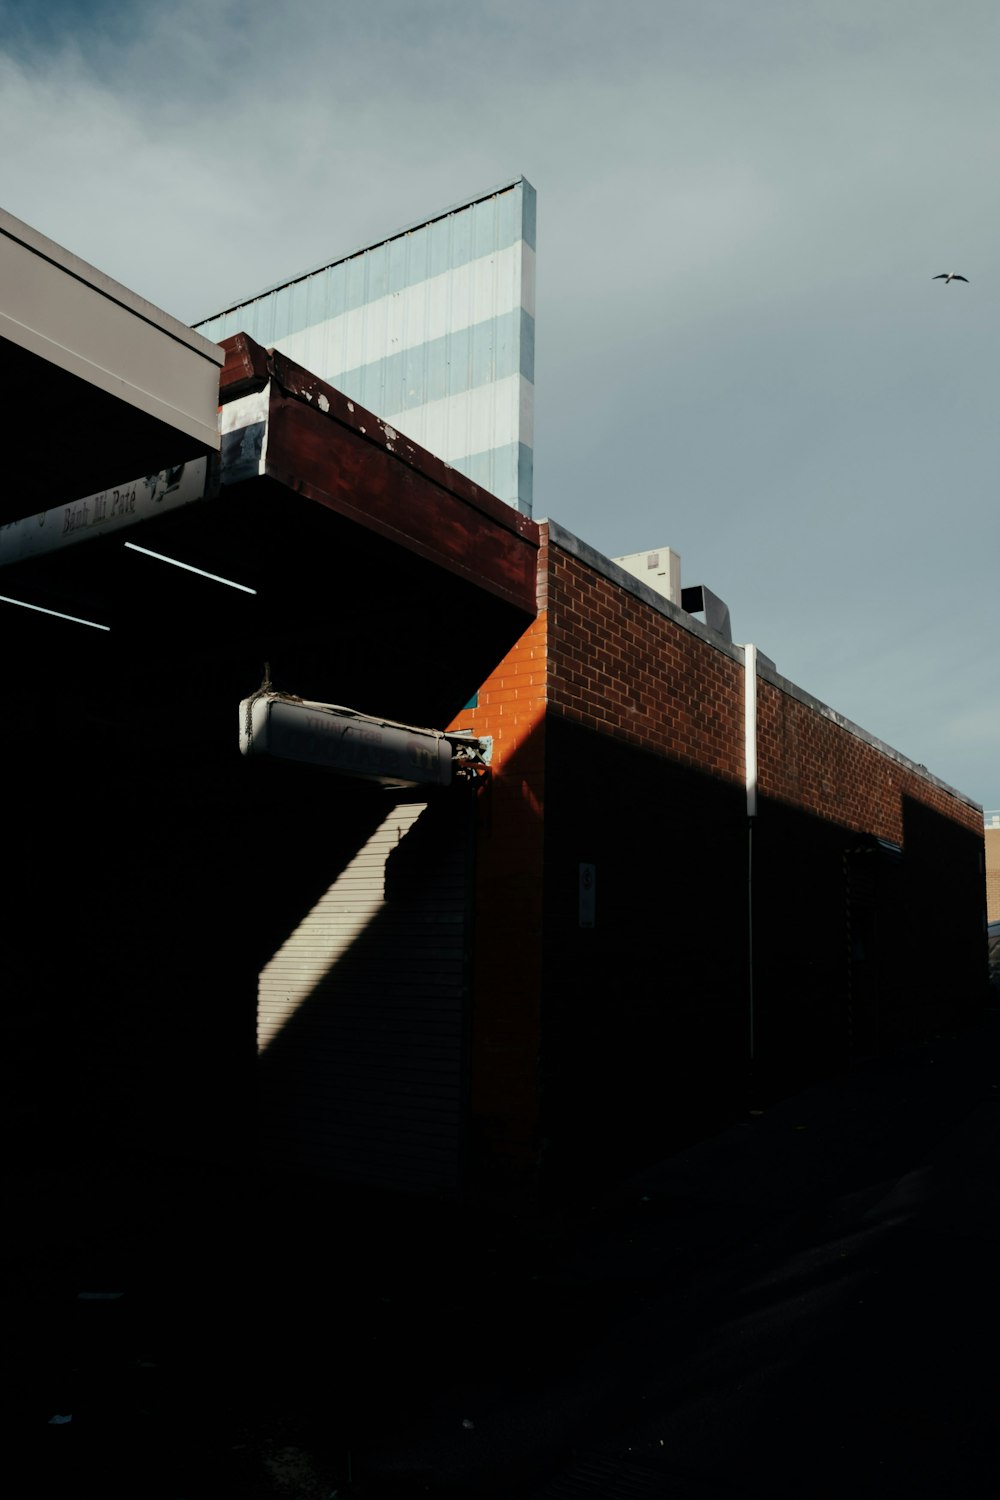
top-left (195, 178), bottom-right (535, 514)
top-left (257, 798), bottom-right (472, 1194)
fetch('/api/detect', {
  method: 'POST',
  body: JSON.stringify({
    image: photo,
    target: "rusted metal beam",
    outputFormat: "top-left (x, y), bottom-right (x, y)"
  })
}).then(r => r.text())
top-left (218, 334), bottom-right (539, 617)
top-left (218, 332), bottom-right (271, 399)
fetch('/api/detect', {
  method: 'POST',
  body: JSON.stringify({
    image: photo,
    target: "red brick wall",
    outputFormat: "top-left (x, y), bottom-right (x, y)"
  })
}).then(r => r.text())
top-left (543, 534), bottom-right (745, 783)
top-left (542, 528), bottom-right (980, 841)
top-left (539, 529), bottom-right (985, 1108)
top-left (757, 680), bottom-right (984, 840)
top-left (447, 611), bottom-right (548, 1182)
top-left (451, 527), bottom-right (985, 1191)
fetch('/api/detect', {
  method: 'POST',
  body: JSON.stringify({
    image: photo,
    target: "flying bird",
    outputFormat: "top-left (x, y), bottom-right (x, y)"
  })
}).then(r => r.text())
top-left (933, 273), bottom-right (969, 283)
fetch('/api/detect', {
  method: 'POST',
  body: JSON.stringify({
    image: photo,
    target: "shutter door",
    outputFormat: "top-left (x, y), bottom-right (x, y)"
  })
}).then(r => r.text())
top-left (257, 796), bottom-right (471, 1194)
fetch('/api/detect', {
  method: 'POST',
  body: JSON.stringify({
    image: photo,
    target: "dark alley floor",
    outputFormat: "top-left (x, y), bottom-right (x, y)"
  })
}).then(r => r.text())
top-left (11, 1007), bottom-right (1000, 1498)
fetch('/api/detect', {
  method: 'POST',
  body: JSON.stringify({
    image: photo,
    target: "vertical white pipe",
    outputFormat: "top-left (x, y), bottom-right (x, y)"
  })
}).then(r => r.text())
top-left (744, 643), bottom-right (758, 820)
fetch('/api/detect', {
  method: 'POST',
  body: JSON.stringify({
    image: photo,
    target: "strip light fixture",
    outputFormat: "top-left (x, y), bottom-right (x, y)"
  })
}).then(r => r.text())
top-left (0, 593), bottom-right (110, 631)
top-left (124, 542), bottom-right (257, 594)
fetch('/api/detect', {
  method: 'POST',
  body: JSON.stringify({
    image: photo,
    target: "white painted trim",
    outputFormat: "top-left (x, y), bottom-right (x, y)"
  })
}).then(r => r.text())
top-left (0, 458), bottom-right (210, 565)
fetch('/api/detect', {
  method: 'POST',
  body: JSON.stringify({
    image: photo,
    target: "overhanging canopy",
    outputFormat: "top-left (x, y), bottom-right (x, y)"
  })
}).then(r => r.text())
top-left (0, 333), bottom-right (540, 735)
top-left (0, 206), bottom-right (223, 526)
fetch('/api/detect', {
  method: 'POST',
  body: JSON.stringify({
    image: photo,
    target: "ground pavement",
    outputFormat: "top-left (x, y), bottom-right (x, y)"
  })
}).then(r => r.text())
top-left (17, 1008), bottom-right (1000, 1498)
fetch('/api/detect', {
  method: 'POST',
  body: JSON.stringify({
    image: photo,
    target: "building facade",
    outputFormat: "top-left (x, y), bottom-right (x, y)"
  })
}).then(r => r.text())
top-left (442, 522), bottom-right (987, 1193)
top-left (986, 813), bottom-right (1000, 923)
top-left (2, 219), bottom-right (988, 1206)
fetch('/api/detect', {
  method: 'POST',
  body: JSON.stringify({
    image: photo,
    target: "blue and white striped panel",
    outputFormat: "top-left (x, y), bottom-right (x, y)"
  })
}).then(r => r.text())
top-left (196, 179), bottom-right (536, 515)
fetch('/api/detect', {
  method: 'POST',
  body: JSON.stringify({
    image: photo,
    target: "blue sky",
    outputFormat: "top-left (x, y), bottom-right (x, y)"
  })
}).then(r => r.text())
top-left (2, 0), bottom-right (997, 809)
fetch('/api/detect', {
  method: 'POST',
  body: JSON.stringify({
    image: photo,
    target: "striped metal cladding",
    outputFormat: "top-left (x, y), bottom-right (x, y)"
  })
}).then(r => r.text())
top-left (196, 178), bottom-right (535, 514)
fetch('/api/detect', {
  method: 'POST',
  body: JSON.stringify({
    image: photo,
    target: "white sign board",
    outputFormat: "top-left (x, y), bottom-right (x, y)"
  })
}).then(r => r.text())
top-left (0, 458), bottom-right (209, 567)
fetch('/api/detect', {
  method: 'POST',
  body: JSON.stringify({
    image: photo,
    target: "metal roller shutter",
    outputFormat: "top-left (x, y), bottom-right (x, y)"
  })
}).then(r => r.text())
top-left (257, 795), bottom-right (472, 1194)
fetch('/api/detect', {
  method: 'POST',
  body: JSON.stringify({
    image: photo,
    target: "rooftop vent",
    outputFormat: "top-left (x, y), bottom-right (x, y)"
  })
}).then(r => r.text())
top-left (681, 584), bottom-right (733, 644)
top-left (612, 545), bottom-right (737, 647)
top-left (612, 546), bottom-right (681, 604)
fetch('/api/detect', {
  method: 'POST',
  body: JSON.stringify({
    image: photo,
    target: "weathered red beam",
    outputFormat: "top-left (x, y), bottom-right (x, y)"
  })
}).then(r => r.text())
top-left (219, 334), bottom-right (539, 616)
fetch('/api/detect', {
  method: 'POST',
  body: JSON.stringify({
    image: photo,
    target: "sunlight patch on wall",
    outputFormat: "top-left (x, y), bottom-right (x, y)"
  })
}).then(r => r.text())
top-left (257, 801), bottom-right (426, 1052)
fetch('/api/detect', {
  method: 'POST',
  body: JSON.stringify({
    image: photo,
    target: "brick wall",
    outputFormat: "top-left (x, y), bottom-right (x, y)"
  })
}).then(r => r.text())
top-left (539, 530), bottom-right (751, 1181)
top-left (448, 609), bottom-right (549, 1183)
top-left (538, 526), bottom-right (981, 850)
top-left (543, 532), bottom-right (746, 782)
top-left (757, 678), bottom-right (984, 842)
top-left (542, 526), bottom-right (981, 843)
top-left (451, 524), bottom-right (986, 1193)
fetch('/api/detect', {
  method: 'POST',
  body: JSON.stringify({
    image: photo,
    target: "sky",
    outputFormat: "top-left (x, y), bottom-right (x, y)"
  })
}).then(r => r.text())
top-left (1, 0), bottom-right (997, 810)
